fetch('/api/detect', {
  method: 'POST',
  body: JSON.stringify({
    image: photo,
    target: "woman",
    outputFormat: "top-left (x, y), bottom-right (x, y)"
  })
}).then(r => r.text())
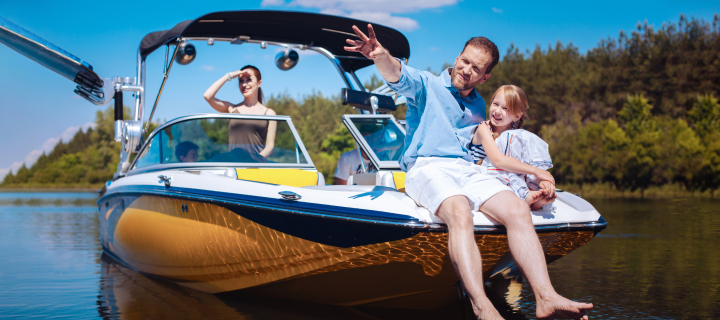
top-left (203, 65), bottom-right (276, 158)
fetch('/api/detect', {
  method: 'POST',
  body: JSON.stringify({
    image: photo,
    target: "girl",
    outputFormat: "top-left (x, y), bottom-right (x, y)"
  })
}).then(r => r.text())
top-left (471, 85), bottom-right (556, 209)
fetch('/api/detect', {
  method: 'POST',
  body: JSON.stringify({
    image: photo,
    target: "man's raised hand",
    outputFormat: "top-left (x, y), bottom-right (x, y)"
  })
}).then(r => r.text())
top-left (344, 24), bottom-right (387, 59)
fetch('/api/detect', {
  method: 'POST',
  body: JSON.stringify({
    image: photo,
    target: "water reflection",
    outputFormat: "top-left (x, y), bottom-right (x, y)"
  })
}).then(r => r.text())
top-left (0, 192), bottom-right (101, 319)
top-left (97, 254), bottom-right (472, 319)
top-left (509, 198), bottom-right (720, 319)
top-left (0, 191), bottom-right (98, 206)
top-left (1, 192), bottom-right (719, 319)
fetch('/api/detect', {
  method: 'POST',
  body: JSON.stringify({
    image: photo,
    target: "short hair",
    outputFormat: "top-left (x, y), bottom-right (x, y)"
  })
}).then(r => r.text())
top-left (462, 37), bottom-right (500, 74)
top-left (175, 141), bottom-right (199, 160)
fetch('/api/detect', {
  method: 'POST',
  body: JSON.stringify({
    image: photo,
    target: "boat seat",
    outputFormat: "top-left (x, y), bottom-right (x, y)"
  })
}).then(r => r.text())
top-left (390, 172), bottom-right (406, 193)
top-left (347, 173), bottom-right (377, 186)
top-left (303, 185), bottom-right (398, 192)
top-left (233, 168), bottom-right (324, 187)
top-left (347, 172), bottom-right (406, 193)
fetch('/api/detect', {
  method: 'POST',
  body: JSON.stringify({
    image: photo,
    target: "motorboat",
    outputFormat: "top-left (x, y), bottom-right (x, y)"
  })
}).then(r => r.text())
top-left (0, 11), bottom-right (606, 309)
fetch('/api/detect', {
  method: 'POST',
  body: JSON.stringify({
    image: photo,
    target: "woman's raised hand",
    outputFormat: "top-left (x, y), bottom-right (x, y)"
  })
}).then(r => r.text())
top-left (344, 24), bottom-right (388, 60)
top-left (230, 69), bottom-right (253, 79)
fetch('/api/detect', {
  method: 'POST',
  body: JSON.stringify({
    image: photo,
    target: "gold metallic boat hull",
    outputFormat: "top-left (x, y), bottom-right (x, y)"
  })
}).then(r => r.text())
top-left (99, 194), bottom-right (597, 308)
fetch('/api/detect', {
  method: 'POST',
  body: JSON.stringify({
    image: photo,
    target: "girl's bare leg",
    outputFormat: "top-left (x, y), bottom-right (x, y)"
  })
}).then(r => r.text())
top-left (525, 191), bottom-right (544, 207)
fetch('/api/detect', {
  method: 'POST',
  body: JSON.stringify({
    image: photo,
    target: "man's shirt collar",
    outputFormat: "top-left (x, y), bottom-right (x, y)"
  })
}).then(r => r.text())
top-left (441, 68), bottom-right (480, 102)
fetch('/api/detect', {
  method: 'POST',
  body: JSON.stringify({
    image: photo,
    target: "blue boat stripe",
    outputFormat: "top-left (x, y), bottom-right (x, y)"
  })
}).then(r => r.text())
top-left (100, 185), bottom-right (419, 223)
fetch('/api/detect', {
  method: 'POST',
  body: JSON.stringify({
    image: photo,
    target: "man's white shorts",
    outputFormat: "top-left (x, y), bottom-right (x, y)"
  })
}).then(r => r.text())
top-left (405, 157), bottom-right (512, 215)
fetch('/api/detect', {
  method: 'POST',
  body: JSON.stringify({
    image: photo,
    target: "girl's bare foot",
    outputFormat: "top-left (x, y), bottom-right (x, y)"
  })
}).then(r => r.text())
top-left (525, 190), bottom-right (544, 207)
top-left (536, 294), bottom-right (593, 320)
top-left (531, 194), bottom-right (557, 210)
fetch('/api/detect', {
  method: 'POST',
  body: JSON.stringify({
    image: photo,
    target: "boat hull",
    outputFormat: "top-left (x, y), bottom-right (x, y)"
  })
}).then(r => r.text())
top-left (98, 191), bottom-right (599, 308)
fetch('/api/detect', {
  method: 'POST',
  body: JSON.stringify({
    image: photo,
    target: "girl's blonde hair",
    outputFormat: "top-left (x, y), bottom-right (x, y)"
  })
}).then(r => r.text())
top-left (489, 85), bottom-right (529, 138)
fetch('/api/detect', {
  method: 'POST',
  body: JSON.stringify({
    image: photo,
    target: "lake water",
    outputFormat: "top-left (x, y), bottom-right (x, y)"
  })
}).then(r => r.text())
top-left (0, 192), bottom-right (718, 319)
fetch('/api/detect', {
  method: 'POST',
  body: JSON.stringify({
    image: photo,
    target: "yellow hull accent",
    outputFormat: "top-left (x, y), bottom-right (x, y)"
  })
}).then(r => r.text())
top-left (392, 172), bottom-right (406, 192)
top-left (235, 168), bottom-right (318, 187)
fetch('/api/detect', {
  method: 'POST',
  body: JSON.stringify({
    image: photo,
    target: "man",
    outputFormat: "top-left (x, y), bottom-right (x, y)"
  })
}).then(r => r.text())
top-left (334, 148), bottom-right (375, 185)
top-left (334, 125), bottom-right (377, 185)
top-left (345, 25), bottom-right (593, 319)
top-left (175, 141), bottom-right (199, 163)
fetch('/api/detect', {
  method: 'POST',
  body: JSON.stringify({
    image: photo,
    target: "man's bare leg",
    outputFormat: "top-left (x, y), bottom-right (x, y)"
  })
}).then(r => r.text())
top-left (437, 195), bottom-right (504, 320)
top-left (479, 191), bottom-right (593, 320)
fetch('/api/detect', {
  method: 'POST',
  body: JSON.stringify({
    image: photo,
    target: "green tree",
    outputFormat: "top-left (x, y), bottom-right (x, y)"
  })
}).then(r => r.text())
top-left (689, 94), bottom-right (720, 191)
top-left (617, 95), bottom-right (660, 191)
top-left (619, 94), bottom-right (658, 138)
top-left (653, 117), bottom-right (704, 186)
top-left (689, 94), bottom-right (720, 139)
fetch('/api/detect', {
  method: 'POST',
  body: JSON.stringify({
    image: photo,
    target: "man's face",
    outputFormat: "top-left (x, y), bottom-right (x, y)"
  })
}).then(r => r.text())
top-left (451, 46), bottom-right (493, 92)
top-left (179, 149), bottom-right (198, 163)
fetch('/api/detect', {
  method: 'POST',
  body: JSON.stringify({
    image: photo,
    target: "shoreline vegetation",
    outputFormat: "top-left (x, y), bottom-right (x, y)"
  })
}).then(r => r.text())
top-left (0, 186), bottom-right (101, 192)
top-left (2, 14), bottom-right (719, 199)
top-left (1, 183), bottom-right (717, 199)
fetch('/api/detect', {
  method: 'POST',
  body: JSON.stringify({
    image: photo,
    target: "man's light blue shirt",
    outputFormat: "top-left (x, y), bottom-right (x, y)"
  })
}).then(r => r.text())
top-left (387, 62), bottom-right (486, 171)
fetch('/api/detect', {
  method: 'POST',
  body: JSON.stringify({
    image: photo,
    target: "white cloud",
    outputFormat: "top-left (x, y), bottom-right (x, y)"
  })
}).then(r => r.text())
top-left (429, 46), bottom-right (440, 52)
top-left (199, 64), bottom-right (215, 71)
top-left (491, 7), bottom-right (503, 14)
top-left (291, 0), bottom-right (458, 14)
top-left (261, 0), bottom-right (286, 6)
top-left (277, 0), bottom-right (459, 31)
top-left (345, 11), bottom-right (419, 31)
top-left (0, 122), bottom-right (96, 182)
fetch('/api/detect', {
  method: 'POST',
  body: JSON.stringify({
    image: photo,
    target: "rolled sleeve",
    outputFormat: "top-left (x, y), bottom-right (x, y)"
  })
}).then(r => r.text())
top-left (456, 125), bottom-right (476, 152)
top-left (386, 58), bottom-right (425, 104)
top-left (333, 154), bottom-right (351, 180)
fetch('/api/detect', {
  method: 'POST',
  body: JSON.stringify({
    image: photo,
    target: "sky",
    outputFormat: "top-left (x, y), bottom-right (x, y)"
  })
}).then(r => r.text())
top-left (0, 0), bottom-right (718, 180)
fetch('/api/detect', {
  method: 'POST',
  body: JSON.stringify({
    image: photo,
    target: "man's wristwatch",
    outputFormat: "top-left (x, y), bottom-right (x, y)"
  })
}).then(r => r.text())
top-left (226, 73), bottom-right (233, 82)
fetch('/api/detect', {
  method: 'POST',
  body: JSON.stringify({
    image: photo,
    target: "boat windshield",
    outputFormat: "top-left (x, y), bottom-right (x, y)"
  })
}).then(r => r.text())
top-left (133, 116), bottom-right (309, 169)
top-left (346, 117), bottom-right (406, 162)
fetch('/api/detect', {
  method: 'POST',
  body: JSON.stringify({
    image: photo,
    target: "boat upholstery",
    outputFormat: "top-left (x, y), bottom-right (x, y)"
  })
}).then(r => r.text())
top-left (392, 172), bottom-right (406, 192)
top-left (346, 171), bottom-right (407, 193)
top-left (347, 173), bottom-right (377, 186)
top-left (302, 185), bottom-right (398, 192)
top-left (235, 168), bottom-right (321, 187)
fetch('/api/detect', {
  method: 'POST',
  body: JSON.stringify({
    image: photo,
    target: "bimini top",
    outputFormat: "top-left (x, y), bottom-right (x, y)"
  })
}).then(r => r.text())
top-left (139, 10), bottom-right (410, 71)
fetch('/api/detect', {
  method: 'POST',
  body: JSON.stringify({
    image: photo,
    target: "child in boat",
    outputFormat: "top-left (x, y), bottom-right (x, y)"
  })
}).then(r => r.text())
top-left (470, 85), bottom-right (556, 210)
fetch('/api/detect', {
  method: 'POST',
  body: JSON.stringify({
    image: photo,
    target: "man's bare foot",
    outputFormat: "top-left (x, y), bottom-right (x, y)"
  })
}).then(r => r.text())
top-left (531, 194), bottom-right (557, 210)
top-left (525, 191), bottom-right (544, 207)
top-left (536, 294), bottom-right (593, 320)
top-left (471, 299), bottom-right (505, 320)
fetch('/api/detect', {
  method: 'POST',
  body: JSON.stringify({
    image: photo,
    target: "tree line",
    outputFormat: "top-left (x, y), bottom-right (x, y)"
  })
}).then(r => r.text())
top-left (475, 14), bottom-right (720, 194)
top-left (1, 107), bottom-right (125, 188)
top-left (2, 14), bottom-right (718, 193)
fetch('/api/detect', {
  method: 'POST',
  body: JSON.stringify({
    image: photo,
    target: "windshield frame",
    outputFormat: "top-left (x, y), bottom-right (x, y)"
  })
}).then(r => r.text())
top-left (126, 113), bottom-right (315, 176)
top-left (341, 114), bottom-right (406, 170)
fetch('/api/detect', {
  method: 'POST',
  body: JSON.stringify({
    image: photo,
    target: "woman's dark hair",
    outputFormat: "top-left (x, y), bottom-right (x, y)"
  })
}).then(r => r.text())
top-left (240, 65), bottom-right (264, 104)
